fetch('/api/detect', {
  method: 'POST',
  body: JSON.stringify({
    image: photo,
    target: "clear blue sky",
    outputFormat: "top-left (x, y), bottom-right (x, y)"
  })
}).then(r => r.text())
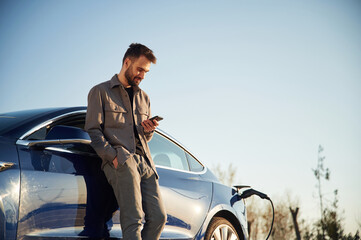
top-left (1, 0), bottom-right (360, 233)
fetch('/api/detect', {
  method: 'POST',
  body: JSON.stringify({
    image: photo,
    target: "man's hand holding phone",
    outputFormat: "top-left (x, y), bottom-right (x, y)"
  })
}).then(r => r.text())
top-left (141, 115), bottom-right (163, 133)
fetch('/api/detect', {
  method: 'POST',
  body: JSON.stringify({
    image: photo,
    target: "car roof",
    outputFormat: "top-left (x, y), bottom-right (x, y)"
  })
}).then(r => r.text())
top-left (1, 107), bottom-right (200, 163)
top-left (0, 107), bottom-right (86, 139)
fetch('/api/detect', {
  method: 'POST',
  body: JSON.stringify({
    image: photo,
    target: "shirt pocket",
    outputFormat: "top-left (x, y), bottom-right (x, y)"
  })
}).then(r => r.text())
top-left (135, 107), bottom-right (149, 124)
top-left (104, 102), bottom-right (128, 128)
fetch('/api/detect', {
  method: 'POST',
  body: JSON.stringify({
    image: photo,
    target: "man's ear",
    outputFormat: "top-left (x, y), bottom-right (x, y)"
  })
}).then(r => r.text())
top-left (123, 57), bottom-right (132, 68)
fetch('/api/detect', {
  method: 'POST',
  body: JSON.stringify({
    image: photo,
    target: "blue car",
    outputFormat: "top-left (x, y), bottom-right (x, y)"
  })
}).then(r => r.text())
top-left (0, 107), bottom-right (250, 240)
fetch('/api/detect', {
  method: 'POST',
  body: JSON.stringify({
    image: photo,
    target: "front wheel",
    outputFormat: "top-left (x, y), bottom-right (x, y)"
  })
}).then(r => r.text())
top-left (205, 217), bottom-right (240, 240)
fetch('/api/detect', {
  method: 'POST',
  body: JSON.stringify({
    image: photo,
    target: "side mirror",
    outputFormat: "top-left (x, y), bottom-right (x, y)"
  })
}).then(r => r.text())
top-left (45, 125), bottom-right (90, 140)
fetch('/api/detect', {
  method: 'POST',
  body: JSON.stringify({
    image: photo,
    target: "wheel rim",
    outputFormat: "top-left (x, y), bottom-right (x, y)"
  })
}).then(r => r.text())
top-left (211, 224), bottom-right (238, 240)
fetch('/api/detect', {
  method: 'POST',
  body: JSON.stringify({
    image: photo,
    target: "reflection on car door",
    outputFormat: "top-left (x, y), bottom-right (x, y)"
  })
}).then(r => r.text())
top-left (16, 139), bottom-right (116, 239)
top-left (149, 133), bottom-right (212, 239)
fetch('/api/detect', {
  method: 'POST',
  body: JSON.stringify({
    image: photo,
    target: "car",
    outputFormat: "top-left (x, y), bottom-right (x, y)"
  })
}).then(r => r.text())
top-left (0, 107), bottom-right (250, 240)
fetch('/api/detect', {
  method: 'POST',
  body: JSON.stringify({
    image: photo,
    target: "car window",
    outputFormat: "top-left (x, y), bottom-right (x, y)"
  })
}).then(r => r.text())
top-left (25, 114), bottom-right (86, 140)
top-left (26, 126), bottom-right (49, 140)
top-left (186, 152), bottom-right (204, 172)
top-left (149, 133), bottom-right (189, 171)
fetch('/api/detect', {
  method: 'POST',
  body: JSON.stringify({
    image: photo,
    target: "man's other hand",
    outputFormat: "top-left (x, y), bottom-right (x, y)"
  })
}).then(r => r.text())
top-left (113, 157), bottom-right (118, 169)
top-left (141, 119), bottom-right (159, 133)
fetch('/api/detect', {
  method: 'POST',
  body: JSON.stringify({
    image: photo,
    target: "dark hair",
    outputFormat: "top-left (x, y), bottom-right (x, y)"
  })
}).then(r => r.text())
top-left (122, 43), bottom-right (157, 64)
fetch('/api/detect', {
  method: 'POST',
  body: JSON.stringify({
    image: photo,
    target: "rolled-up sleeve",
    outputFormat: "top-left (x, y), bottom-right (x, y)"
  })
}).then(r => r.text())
top-left (85, 86), bottom-right (117, 163)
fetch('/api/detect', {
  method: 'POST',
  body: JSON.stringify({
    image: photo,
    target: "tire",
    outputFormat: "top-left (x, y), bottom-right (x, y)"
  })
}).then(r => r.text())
top-left (205, 217), bottom-right (240, 240)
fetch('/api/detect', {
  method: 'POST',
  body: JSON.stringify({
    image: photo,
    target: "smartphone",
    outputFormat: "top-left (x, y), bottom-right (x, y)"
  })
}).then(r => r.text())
top-left (149, 115), bottom-right (164, 122)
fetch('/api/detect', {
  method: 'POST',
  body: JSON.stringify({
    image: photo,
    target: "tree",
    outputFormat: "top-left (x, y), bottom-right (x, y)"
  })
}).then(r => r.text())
top-left (290, 207), bottom-right (301, 240)
top-left (248, 195), bottom-right (298, 240)
top-left (264, 198), bottom-right (294, 240)
top-left (310, 145), bottom-right (360, 240)
top-left (287, 191), bottom-right (302, 240)
top-left (212, 162), bottom-right (237, 186)
top-left (312, 145), bottom-right (330, 239)
top-left (246, 196), bottom-right (263, 240)
top-left (322, 190), bottom-right (343, 240)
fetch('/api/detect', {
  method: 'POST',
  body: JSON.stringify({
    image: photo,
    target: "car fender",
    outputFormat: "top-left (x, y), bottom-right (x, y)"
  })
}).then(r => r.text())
top-left (194, 182), bottom-right (248, 240)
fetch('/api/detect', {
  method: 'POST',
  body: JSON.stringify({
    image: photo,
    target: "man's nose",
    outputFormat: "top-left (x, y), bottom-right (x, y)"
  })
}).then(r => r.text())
top-left (138, 71), bottom-right (145, 79)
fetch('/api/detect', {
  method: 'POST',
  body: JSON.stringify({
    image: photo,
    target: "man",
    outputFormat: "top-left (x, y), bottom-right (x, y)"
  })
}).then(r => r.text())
top-left (85, 43), bottom-right (167, 240)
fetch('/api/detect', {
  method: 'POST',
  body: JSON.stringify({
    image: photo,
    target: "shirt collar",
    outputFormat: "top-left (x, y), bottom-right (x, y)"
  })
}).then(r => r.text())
top-left (110, 74), bottom-right (121, 88)
top-left (110, 74), bottom-right (141, 92)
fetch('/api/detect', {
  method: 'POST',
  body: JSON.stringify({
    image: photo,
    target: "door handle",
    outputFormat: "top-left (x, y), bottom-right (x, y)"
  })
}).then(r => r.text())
top-left (0, 161), bottom-right (15, 172)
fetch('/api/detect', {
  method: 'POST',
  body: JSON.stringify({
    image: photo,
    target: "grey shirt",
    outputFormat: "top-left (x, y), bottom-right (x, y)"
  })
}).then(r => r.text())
top-left (85, 74), bottom-right (155, 170)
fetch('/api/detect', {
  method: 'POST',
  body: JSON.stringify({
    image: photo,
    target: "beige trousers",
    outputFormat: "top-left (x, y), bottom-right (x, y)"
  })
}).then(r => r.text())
top-left (103, 154), bottom-right (167, 240)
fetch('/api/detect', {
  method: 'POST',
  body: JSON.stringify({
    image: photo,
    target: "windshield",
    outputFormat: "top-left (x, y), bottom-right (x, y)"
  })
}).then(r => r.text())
top-left (0, 108), bottom-right (61, 138)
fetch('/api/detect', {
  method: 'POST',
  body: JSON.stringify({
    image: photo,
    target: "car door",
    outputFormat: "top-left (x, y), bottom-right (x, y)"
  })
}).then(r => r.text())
top-left (149, 132), bottom-right (213, 239)
top-left (16, 124), bottom-right (117, 239)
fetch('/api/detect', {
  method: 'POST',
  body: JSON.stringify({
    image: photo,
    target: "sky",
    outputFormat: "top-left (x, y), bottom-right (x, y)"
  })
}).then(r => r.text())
top-left (1, 0), bottom-right (360, 234)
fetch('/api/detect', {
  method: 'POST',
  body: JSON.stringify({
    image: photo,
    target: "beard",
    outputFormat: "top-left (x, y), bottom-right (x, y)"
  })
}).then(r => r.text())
top-left (125, 66), bottom-right (141, 87)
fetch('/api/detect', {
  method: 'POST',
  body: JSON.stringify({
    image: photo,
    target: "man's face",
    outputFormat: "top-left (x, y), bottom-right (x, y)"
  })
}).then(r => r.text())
top-left (124, 55), bottom-right (151, 87)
